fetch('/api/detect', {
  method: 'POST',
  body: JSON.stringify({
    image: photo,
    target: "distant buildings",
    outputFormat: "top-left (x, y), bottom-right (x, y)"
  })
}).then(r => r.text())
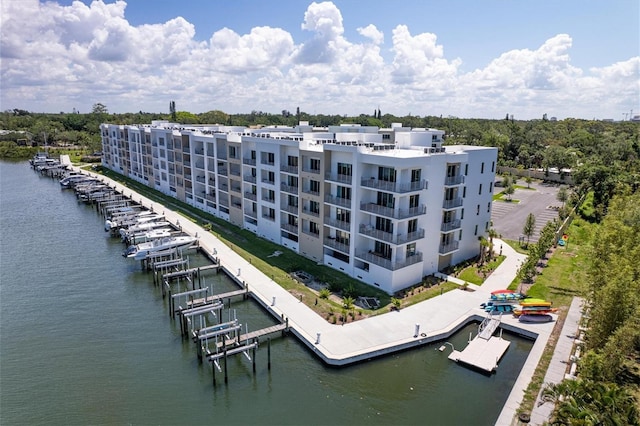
top-left (100, 121), bottom-right (497, 294)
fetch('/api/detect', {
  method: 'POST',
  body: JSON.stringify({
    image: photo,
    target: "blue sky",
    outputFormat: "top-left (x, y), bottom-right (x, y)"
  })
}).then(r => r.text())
top-left (1, 0), bottom-right (638, 119)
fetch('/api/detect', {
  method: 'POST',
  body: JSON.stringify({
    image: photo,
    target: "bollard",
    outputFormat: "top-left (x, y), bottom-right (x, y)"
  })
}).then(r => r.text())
top-left (316, 333), bottom-right (321, 345)
top-left (414, 323), bottom-right (420, 338)
top-left (272, 296), bottom-right (276, 306)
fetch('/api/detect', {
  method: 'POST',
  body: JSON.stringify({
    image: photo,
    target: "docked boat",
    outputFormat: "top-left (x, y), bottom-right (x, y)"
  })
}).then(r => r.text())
top-left (123, 228), bottom-right (173, 245)
top-left (123, 235), bottom-right (198, 260)
top-left (117, 219), bottom-right (170, 238)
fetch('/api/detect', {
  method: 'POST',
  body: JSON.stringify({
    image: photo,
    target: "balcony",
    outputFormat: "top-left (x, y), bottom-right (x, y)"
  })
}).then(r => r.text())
top-left (324, 237), bottom-right (350, 254)
top-left (302, 207), bottom-right (320, 217)
top-left (355, 251), bottom-right (423, 271)
top-left (324, 216), bottom-right (350, 231)
top-left (244, 208), bottom-right (257, 219)
top-left (280, 165), bottom-right (299, 174)
top-left (281, 222), bottom-right (298, 234)
top-left (324, 194), bottom-right (351, 208)
top-left (280, 183), bottom-right (299, 194)
top-left (244, 191), bottom-right (257, 201)
top-left (229, 168), bottom-right (241, 177)
top-left (439, 241), bottom-right (460, 254)
top-left (360, 178), bottom-right (427, 193)
top-left (301, 229), bottom-right (320, 238)
top-left (243, 174), bottom-right (257, 184)
top-left (441, 219), bottom-right (461, 232)
top-left (230, 185), bottom-right (242, 194)
top-left (301, 188), bottom-right (320, 197)
top-left (359, 225), bottom-right (425, 244)
top-left (243, 158), bottom-right (256, 166)
top-left (281, 203), bottom-right (298, 215)
top-left (301, 166), bottom-right (321, 174)
top-left (261, 178), bottom-right (275, 186)
top-left (325, 172), bottom-right (352, 184)
top-left (205, 193), bottom-right (216, 202)
top-left (442, 198), bottom-right (463, 209)
top-left (261, 213), bottom-right (276, 222)
top-left (359, 203), bottom-right (426, 219)
top-left (444, 175), bottom-right (465, 186)
top-left (261, 195), bottom-right (275, 204)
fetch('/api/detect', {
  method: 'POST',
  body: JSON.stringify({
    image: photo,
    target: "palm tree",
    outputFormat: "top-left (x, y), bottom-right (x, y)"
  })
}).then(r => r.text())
top-left (478, 236), bottom-right (490, 264)
top-left (487, 227), bottom-right (499, 260)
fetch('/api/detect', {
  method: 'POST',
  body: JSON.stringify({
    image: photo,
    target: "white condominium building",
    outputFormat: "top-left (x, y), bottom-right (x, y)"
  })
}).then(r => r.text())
top-left (101, 121), bottom-right (497, 294)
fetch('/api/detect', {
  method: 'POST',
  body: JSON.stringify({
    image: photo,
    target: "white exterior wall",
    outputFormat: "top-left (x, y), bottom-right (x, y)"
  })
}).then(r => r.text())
top-left (100, 122), bottom-right (497, 294)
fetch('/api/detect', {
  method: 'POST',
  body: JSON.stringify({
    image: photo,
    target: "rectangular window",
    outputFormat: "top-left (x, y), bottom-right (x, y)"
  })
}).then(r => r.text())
top-left (481, 162), bottom-right (485, 173)
top-left (411, 169), bottom-right (421, 182)
top-left (486, 221), bottom-right (489, 231)
top-left (464, 164), bottom-right (469, 175)
top-left (375, 216), bottom-right (393, 233)
top-left (487, 202), bottom-right (491, 212)
top-left (336, 186), bottom-right (351, 200)
top-left (268, 152), bottom-right (275, 164)
top-left (288, 194), bottom-right (298, 208)
top-left (310, 180), bottom-right (320, 193)
top-left (406, 243), bottom-right (416, 257)
top-left (229, 146), bottom-right (236, 158)
top-left (337, 162), bottom-right (352, 176)
top-left (336, 208), bottom-right (350, 223)
top-left (407, 219), bottom-right (418, 233)
top-left (409, 194), bottom-right (420, 208)
top-left (310, 200), bottom-right (320, 214)
top-left (310, 221), bottom-right (319, 235)
top-left (377, 192), bottom-right (395, 208)
top-left (378, 167), bottom-right (396, 182)
top-left (476, 204), bottom-right (480, 215)
top-left (459, 230), bottom-right (463, 240)
top-left (463, 186), bottom-right (466, 198)
top-left (491, 161), bottom-right (495, 173)
top-left (288, 155), bottom-right (298, 167)
top-left (310, 158), bottom-right (320, 171)
top-left (479, 184), bottom-right (483, 195)
top-left (489, 182), bottom-right (493, 193)
top-left (461, 208), bottom-right (464, 220)
top-left (374, 241), bottom-right (392, 259)
top-left (474, 224), bottom-right (478, 236)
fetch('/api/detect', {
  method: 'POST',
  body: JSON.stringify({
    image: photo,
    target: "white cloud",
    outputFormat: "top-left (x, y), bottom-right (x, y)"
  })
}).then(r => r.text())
top-left (0, 0), bottom-right (637, 119)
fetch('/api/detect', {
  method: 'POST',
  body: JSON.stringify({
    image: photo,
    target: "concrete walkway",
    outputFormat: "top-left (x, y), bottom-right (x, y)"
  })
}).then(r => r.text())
top-left (81, 168), bottom-right (576, 425)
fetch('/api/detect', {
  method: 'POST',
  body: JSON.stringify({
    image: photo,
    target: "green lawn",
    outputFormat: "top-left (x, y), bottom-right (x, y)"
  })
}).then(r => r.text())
top-left (456, 255), bottom-right (506, 285)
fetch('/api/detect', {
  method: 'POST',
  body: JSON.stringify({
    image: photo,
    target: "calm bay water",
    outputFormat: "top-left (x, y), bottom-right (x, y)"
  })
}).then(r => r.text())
top-left (0, 160), bottom-right (533, 425)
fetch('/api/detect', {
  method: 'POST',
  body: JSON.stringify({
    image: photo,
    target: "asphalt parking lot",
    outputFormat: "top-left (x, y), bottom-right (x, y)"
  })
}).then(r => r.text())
top-left (491, 181), bottom-right (562, 243)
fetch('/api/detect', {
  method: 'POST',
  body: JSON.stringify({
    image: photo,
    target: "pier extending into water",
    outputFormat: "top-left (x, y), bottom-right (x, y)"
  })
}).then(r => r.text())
top-left (447, 315), bottom-right (511, 373)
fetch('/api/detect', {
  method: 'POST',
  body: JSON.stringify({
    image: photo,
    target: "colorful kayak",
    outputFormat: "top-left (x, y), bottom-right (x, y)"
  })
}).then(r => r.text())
top-left (520, 298), bottom-right (552, 307)
top-left (519, 314), bottom-right (554, 323)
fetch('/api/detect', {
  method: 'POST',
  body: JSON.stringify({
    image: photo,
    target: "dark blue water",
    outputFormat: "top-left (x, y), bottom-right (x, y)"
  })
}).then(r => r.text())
top-left (0, 161), bottom-right (533, 425)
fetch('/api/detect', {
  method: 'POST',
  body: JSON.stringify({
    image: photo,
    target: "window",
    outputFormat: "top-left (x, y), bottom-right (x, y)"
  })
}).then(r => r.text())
top-left (481, 162), bottom-right (485, 173)
top-left (411, 169), bottom-right (421, 182)
top-left (374, 241), bottom-right (392, 259)
top-left (476, 204), bottom-right (480, 215)
top-left (288, 194), bottom-right (298, 208)
top-left (489, 182), bottom-right (493, 193)
top-left (446, 164), bottom-right (457, 177)
top-left (287, 214), bottom-right (297, 226)
top-left (463, 186), bottom-right (466, 198)
top-left (159, 137), bottom-right (165, 146)
top-left (409, 194), bottom-right (419, 208)
top-left (461, 208), bottom-right (464, 220)
top-left (310, 221), bottom-right (319, 235)
top-left (268, 152), bottom-right (275, 164)
top-left (487, 202), bottom-right (491, 212)
top-left (464, 164), bottom-right (468, 175)
top-left (251, 150), bottom-right (257, 160)
top-left (337, 162), bottom-right (352, 176)
top-left (479, 184), bottom-right (483, 195)
top-left (407, 219), bottom-right (418, 234)
top-left (336, 208), bottom-right (350, 223)
top-left (376, 216), bottom-right (393, 233)
top-left (406, 243), bottom-right (416, 257)
top-left (229, 146), bottom-right (237, 158)
top-left (459, 230), bottom-right (462, 240)
top-left (288, 155), bottom-right (298, 167)
top-left (310, 179), bottom-right (320, 193)
top-left (310, 158), bottom-right (320, 171)
top-left (310, 200), bottom-right (320, 214)
top-left (491, 161), bottom-right (495, 173)
top-left (287, 175), bottom-right (298, 187)
top-left (474, 225), bottom-right (478, 236)
top-left (378, 167), bottom-right (396, 182)
top-left (377, 192), bottom-right (395, 208)
top-left (336, 186), bottom-right (351, 200)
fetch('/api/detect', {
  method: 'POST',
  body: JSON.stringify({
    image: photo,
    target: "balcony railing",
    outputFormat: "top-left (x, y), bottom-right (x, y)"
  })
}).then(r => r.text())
top-left (229, 168), bottom-right (241, 177)
top-left (243, 158), bottom-right (256, 166)
top-left (324, 217), bottom-right (350, 231)
top-left (281, 203), bottom-right (299, 214)
top-left (444, 175), bottom-right (465, 186)
top-left (280, 165), bottom-right (299, 174)
top-left (325, 172), bottom-right (352, 184)
top-left (355, 251), bottom-right (423, 271)
top-left (442, 198), bottom-right (463, 209)
top-left (261, 195), bottom-right (275, 204)
top-left (359, 225), bottom-right (425, 244)
top-left (301, 166), bottom-right (321, 174)
top-left (243, 174), bottom-right (257, 183)
top-left (324, 194), bottom-right (351, 208)
top-left (324, 238), bottom-right (350, 253)
top-left (301, 188), bottom-right (320, 197)
top-left (441, 219), bottom-right (461, 232)
top-left (301, 207), bottom-right (320, 217)
top-left (439, 241), bottom-right (460, 254)
top-left (360, 178), bottom-right (427, 193)
top-left (261, 214), bottom-right (276, 222)
top-left (244, 192), bottom-right (257, 201)
top-left (244, 208), bottom-right (257, 219)
top-left (280, 222), bottom-right (298, 234)
top-left (205, 194), bottom-right (216, 202)
top-left (230, 185), bottom-right (242, 194)
top-left (301, 229), bottom-right (320, 238)
top-left (359, 203), bottom-right (426, 219)
top-left (280, 183), bottom-right (299, 194)
top-left (261, 178), bottom-right (275, 186)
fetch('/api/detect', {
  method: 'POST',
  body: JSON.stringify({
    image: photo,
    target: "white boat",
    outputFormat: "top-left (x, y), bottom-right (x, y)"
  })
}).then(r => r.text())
top-left (123, 228), bottom-right (173, 245)
top-left (118, 220), bottom-right (172, 238)
top-left (123, 235), bottom-right (197, 260)
top-left (105, 212), bottom-right (162, 231)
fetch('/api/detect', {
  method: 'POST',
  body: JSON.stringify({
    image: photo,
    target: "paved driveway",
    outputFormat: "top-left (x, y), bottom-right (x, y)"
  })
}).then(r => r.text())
top-left (491, 182), bottom-right (562, 243)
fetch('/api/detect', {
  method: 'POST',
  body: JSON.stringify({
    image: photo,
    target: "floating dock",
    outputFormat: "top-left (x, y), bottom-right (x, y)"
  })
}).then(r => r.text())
top-left (448, 336), bottom-right (511, 373)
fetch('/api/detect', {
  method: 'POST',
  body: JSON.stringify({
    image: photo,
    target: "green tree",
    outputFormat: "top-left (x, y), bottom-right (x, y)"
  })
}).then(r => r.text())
top-left (557, 185), bottom-right (569, 208)
top-left (522, 213), bottom-right (536, 247)
top-left (524, 175), bottom-right (533, 188)
top-left (503, 183), bottom-right (515, 201)
top-left (91, 103), bottom-right (108, 114)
